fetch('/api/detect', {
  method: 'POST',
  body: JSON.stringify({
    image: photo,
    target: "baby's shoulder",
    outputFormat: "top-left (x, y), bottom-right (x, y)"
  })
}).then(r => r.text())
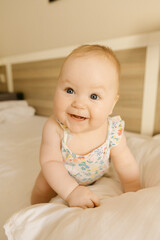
top-left (42, 115), bottom-right (63, 139)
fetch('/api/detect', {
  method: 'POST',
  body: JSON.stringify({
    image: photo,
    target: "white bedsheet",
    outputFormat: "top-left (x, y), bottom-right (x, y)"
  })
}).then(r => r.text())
top-left (1, 117), bottom-right (160, 240)
top-left (0, 116), bottom-right (47, 240)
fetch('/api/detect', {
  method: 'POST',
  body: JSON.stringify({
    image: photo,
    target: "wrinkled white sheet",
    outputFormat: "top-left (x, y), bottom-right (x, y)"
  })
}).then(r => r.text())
top-left (0, 116), bottom-right (47, 240)
top-left (1, 117), bottom-right (160, 240)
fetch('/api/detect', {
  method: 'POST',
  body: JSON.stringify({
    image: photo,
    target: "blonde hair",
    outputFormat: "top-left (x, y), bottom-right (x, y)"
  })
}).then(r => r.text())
top-left (60, 44), bottom-right (120, 93)
top-left (65, 44), bottom-right (120, 77)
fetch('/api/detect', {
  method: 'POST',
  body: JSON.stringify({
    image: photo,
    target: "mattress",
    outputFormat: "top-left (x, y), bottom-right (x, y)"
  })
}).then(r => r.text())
top-left (1, 101), bottom-right (160, 240)
top-left (0, 100), bottom-right (47, 240)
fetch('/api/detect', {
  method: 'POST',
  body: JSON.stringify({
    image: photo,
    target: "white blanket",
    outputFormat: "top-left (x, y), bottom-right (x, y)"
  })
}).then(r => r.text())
top-left (0, 115), bottom-right (47, 240)
top-left (1, 115), bottom-right (160, 240)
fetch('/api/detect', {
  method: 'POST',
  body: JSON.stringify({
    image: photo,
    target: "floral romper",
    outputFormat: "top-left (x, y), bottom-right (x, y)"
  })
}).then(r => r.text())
top-left (59, 116), bottom-right (124, 186)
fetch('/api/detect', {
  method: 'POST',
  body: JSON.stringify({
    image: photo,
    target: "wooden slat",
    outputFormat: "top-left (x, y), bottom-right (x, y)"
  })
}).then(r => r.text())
top-left (13, 58), bottom-right (65, 116)
top-left (154, 66), bottom-right (160, 134)
top-left (0, 66), bottom-right (8, 92)
top-left (13, 67), bottom-right (60, 79)
top-left (112, 47), bottom-right (146, 133)
top-left (13, 58), bottom-right (65, 70)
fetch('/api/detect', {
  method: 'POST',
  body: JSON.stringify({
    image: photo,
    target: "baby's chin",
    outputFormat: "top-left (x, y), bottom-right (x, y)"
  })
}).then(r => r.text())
top-left (65, 123), bottom-right (88, 134)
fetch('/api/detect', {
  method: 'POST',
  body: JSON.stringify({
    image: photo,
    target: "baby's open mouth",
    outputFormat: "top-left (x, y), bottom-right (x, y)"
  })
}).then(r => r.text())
top-left (69, 114), bottom-right (87, 120)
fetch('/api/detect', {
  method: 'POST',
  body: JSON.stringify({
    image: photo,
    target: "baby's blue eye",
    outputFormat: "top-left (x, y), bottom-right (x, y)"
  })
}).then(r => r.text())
top-left (90, 94), bottom-right (99, 100)
top-left (66, 88), bottom-right (74, 94)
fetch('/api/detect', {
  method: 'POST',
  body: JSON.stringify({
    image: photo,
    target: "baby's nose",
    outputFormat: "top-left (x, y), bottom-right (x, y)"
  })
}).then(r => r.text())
top-left (71, 97), bottom-right (86, 109)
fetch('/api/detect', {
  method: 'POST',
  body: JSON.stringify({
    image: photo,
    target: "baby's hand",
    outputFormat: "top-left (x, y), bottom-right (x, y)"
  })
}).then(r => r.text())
top-left (66, 185), bottom-right (100, 209)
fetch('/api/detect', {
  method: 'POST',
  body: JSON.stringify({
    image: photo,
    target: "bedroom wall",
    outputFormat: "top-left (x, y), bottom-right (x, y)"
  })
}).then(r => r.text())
top-left (1, 1), bottom-right (160, 135)
top-left (1, 0), bottom-right (160, 58)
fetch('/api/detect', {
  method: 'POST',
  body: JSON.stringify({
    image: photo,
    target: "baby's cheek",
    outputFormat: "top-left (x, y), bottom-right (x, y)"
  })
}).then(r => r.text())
top-left (92, 105), bottom-right (105, 116)
top-left (54, 92), bottom-right (66, 112)
top-left (53, 100), bottom-right (64, 119)
top-left (92, 106), bottom-right (109, 123)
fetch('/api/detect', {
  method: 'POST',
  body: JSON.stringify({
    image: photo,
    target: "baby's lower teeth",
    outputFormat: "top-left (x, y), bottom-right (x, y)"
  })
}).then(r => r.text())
top-left (73, 115), bottom-right (84, 119)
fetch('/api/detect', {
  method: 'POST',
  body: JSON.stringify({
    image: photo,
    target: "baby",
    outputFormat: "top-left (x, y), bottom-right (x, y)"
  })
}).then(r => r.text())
top-left (31, 44), bottom-right (141, 208)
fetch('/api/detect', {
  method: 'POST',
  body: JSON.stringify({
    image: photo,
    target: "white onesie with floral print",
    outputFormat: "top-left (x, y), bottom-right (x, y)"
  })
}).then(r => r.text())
top-left (59, 116), bottom-right (124, 186)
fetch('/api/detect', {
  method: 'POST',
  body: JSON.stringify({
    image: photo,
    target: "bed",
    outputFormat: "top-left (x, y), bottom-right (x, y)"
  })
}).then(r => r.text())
top-left (1, 31), bottom-right (160, 240)
top-left (0, 100), bottom-right (47, 240)
top-left (0, 99), bottom-right (160, 240)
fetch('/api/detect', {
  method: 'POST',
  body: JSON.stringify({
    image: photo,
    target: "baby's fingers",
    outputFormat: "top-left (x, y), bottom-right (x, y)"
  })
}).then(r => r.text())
top-left (91, 194), bottom-right (100, 207)
top-left (85, 199), bottom-right (95, 208)
top-left (82, 196), bottom-right (100, 209)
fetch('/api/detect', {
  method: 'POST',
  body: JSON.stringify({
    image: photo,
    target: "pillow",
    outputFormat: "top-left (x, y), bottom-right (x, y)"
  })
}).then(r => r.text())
top-left (0, 100), bottom-right (28, 111)
top-left (3, 133), bottom-right (160, 240)
top-left (0, 102), bottom-right (35, 123)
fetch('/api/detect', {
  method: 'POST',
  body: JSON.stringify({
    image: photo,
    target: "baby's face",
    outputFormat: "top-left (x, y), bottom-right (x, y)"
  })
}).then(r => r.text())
top-left (54, 55), bottom-right (119, 133)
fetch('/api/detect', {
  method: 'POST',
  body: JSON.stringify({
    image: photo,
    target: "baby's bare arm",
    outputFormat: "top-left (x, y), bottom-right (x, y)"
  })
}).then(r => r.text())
top-left (40, 117), bottom-right (79, 200)
top-left (40, 117), bottom-right (99, 207)
top-left (110, 134), bottom-right (141, 192)
top-left (66, 185), bottom-right (100, 208)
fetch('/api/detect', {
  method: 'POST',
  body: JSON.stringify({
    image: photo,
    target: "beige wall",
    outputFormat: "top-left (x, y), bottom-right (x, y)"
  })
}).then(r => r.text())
top-left (1, 0), bottom-right (160, 58)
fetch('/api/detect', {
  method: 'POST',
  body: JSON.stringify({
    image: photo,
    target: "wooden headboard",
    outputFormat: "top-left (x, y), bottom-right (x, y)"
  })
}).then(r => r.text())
top-left (0, 66), bottom-right (8, 92)
top-left (0, 31), bottom-right (160, 136)
top-left (155, 70), bottom-right (160, 134)
top-left (12, 47), bottom-right (146, 134)
top-left (13, 58), bottom-right (64, 116)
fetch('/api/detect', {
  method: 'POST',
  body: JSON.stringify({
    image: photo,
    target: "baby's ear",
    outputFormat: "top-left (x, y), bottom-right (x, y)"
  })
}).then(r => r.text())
top-left (109, 94), bottom-right (119, 115)
top-left (115, 94), bottom-right (119, 104)
top-left (115, 94), bottom-right (119, 103)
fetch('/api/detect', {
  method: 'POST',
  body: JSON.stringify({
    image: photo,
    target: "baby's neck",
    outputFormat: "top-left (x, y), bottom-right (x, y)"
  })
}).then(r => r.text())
top-left (67, 121), bottom-right (108, 155)
top-left (71, 122), bottom-right (108, 138)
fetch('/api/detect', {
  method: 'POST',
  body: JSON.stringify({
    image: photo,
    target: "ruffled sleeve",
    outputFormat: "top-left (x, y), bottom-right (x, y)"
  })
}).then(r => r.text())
top-left (108, 116), bottom-right (125, 149)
